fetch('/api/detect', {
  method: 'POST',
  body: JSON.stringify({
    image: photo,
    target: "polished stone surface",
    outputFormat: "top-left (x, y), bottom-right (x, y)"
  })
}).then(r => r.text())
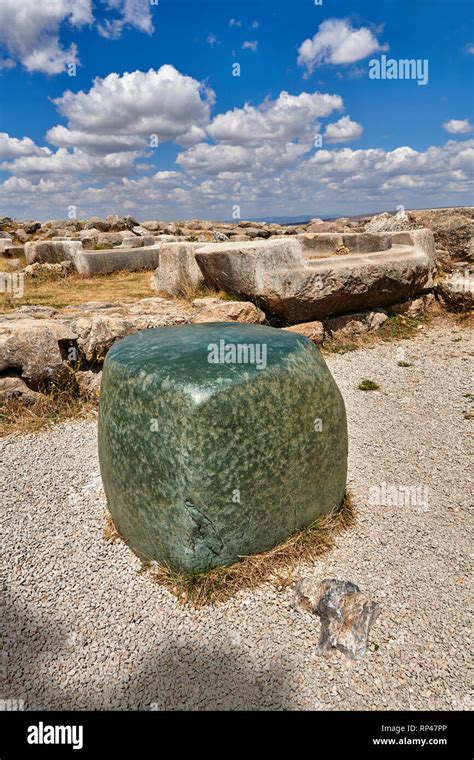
top-left (98, 323), bottom-right (347, 572)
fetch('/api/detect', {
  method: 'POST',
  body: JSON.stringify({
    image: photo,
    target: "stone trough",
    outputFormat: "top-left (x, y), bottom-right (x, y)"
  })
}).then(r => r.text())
top-left (20, 229), bottom-right (438, 322)
top-left (295, 232), bottom-right (393, 258)
top-left (24, 239), bottom-right (161, 275)
top-left (192, 230), bottom-right (437, 322)
top-left (70, 246), bottom-right (161, 275)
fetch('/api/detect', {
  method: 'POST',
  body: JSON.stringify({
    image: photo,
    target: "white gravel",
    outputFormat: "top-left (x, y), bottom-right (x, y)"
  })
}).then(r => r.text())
top-left (2, 323), bottom-right (472, 711)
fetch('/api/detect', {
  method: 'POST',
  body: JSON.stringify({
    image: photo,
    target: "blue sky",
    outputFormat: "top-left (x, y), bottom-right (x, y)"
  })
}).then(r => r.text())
top-left (0, 0), bottom-right (473, 220)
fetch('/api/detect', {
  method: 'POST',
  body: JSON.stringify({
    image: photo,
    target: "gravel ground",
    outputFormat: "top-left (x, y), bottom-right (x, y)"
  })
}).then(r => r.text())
top-left (2, 323), bottom-right (472, 711)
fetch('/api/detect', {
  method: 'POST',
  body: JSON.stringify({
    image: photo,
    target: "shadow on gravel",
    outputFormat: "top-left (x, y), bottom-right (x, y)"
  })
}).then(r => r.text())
top-left (104, 642), bottom-right (296, 711)
top-left (5, 602), bottom-right (295, 710)
top-left (4, 598), bottom-right (74, 709)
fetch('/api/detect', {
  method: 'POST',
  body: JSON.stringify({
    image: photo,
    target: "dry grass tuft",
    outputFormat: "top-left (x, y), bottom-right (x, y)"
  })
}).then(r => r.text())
top-left (358, 379), bottom-right (380, 391)
top-left (0, 380), bottom-right (97, 437)
top-left (103, 512), bottom-right (122, 543)
top-left (323, 314), bottom-right (428, 354)
top-left (155, 283), bottom-right (244, 305)
top-left (138, 490), bottom-right (356, 607)
top-left (455, 311), bottom-right (473, 329)
top-left (0, 254), bottom-right (27, 272)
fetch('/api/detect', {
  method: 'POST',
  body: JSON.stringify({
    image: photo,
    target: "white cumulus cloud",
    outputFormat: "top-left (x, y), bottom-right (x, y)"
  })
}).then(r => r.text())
top-left (98, 0), bottom-right (153, 39)
top-left (2, 139), bottom-right (472, 220)
top-left (177, 141), bottom-right (309, 176)
top-left (207, 91), bottom-right (343, 146)
top-left (2, 147), bottom-right (139, 178)
top-left (45, 126), bottom-right (146, 155)
top-left (442, 119), bottom-right (473, 135)
top-left (0, 133), bottom-right (51, 159)
top-left (298, 18), bottom-right (388, 72)
top-left (0, 0), bottom-right (92, 73)
top-left (47, 66), bottom-right (215, 153)
top-left (324, 116), bottom-right (363, 143)
top-left (0, 0), bottom-right (153, 73)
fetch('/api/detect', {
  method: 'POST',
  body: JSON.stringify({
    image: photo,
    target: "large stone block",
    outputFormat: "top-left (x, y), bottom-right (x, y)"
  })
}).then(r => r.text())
top-left (195, 238), bottom-right (304, 295)
top-left (71, 246), bottom-right (161, 275)
top-left (0, 318), bottom-right (77, 385)
top-left (24, 240), bottom-right (83, 265)
top-left (195, 231), bottom-right (436, 322)
top-left (0, 238), bottom-right (13, 253)
top-left (152, 242), bottom-right (204, 296)
top-left (98, 323), bottom-right (348, 572)
top-left (436, 267), bottom-right (473, 311)
top-left (119, 235), bottom-right (156, 248)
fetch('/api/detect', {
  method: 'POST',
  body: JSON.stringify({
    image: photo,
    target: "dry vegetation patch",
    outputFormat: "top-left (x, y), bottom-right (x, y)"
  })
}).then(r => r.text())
top-left (116, 492), bottom-right (357, 607)
top-left (0, 377), bottom-right (97, 436)
top-left (0, 270), bottom-right (153, 312)
top-left (322, 313), bottom-right (429, 354)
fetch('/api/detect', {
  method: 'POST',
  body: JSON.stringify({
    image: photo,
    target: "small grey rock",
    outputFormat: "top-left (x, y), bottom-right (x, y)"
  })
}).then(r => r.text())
top-left (211, 230), bottom-right (229, 242)
top-left (296, 578), bottom-right (380, 660)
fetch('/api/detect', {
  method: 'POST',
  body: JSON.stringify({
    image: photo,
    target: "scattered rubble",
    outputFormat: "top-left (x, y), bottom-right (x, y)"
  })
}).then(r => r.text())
top-left (436, 267), bottom-right (473, 311)
top-left (365, 209), bottom-right (411, 233)
top-left (283, 320), bottom-right (324, 345)
top-left (192, 297), bottom-right (265, 324)
top-left (1, 209), bottom-right (472, 407)
top-left (24, 261), bottom-right (73, 278)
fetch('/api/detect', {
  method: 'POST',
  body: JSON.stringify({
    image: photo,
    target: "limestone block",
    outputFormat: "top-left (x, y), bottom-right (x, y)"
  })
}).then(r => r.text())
top-left (195, 231), bottom-right (436, 322)
top-left (24, 240), bottom-right (84, 265)
top-left (152, 242), bottom-right (204, 296)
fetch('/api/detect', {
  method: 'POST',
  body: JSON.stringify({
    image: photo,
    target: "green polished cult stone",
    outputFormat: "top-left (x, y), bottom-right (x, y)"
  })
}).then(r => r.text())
top-left (98, 322), bottom-right (348, 573)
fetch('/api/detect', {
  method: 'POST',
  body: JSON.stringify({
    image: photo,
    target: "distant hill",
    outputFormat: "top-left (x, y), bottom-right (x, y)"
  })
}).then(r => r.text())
top-left (246, 206), bottom-right (472, 226)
